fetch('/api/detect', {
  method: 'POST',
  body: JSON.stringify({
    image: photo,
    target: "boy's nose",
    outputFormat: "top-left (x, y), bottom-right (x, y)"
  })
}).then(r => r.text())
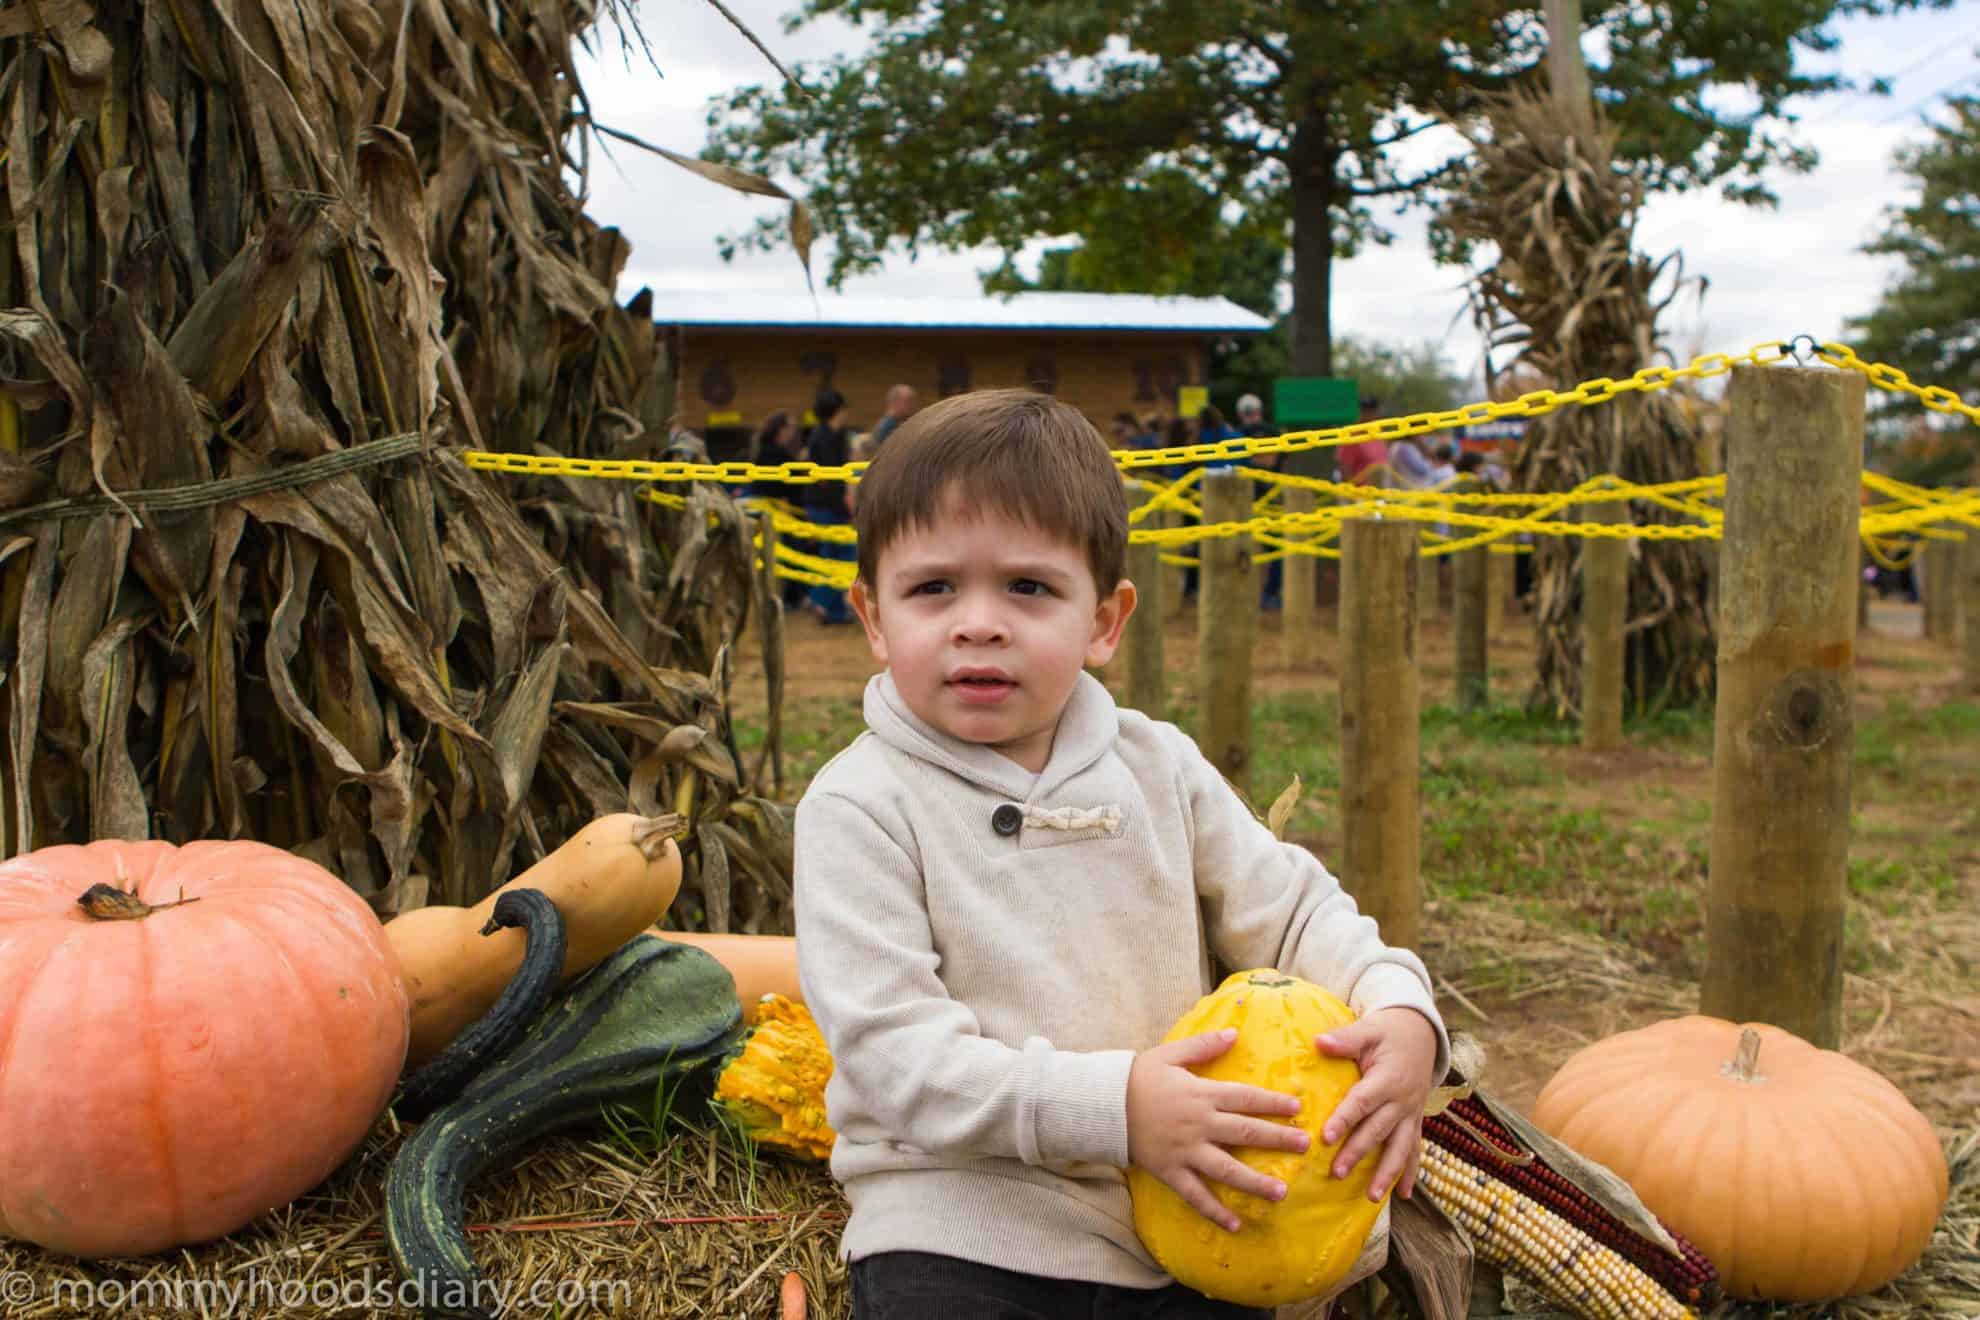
top-left (950, 601), bottom-right (1009, 644)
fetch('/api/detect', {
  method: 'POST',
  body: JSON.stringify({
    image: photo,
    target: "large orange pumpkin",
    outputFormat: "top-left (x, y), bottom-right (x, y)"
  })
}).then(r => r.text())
top-left (1532, 1015), bottom-right (1948, 1303)
top-left (0, 840), bottom-right (409, 1258)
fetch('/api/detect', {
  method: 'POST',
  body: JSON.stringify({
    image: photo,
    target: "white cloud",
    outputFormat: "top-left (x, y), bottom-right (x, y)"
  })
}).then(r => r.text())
top-left (572, 2), bottom-right (1978, 394)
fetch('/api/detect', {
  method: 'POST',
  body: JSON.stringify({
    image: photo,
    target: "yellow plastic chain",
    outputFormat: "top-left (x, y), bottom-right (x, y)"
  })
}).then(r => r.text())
top-left (465, 342), bottom-right (1809, 486)
top-left (494, 340), bottom-right (1977, 587)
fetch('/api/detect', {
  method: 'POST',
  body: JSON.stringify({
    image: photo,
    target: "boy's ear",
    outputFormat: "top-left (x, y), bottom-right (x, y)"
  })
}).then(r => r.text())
top-left (1085, 578), bottom-right (1138, 668)
top-left (849, 578), bottom-right (889, 666)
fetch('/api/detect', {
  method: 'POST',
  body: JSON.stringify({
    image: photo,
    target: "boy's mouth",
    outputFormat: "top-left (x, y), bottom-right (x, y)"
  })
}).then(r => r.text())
top-left (949, 668), bottom-right (1017, 703)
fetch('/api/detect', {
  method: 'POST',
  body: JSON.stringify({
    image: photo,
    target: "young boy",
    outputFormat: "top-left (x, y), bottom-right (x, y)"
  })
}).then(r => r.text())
top-left (794, 389), bottom-right (1450, 1319)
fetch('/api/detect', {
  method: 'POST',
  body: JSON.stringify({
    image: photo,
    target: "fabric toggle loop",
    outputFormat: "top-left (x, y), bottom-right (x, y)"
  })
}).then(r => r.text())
top-left (1021, 804), bottom-right (1123, 835)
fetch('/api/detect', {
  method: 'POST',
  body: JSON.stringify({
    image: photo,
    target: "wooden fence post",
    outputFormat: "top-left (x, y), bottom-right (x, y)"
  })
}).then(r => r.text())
top-left (1963, 530), bottom-right (1980, 693)
top-left (1284, 486), bottom-right (1319, 668)
top-left (1340, 517), bottom-right (1421, 951)
top-left (1199, 472), bottom-right (1255, 792)
top-left (1126, 494), bottom-right (1166, 718)
top-left (1700, 364), bottom-right (1863, 1049)
top-left (1164, 505), bottom-right (1189, 621)
top-left (1581, 499), bottom-right (1628, 749)
top-left (1858, 550), bottom-right (1873, 634)
top-left (753, 511), bottom-right (785, 793)
top-left (1454, 539), bottom-right (1489, 710)
top-left (1922, 539), bottom-right (1953, 641)
top-left (1486, 546), bottom-right (1515, 636)
top-left (1417, 540), bottom-right (1439, 634)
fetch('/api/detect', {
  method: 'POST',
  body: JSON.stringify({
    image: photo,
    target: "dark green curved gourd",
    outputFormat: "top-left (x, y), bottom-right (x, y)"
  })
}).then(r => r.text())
top-left (385, 935), bottom-right (744, 1320)
top-left (393, 888), bottom-right (568, 1122)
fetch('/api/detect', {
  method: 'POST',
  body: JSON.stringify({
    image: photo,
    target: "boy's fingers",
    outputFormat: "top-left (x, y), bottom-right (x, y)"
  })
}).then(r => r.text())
top-left (1212, 1113), bottom-right (1310, 1155)
top-left (1160, 1028), bottom-right (1239, 1067)
top-left (1320, 1076), bottom-right (1383, 1145)
top-left (1331, 1100), bottom-right (1404, 1179)
top-left (1364, 1117), bottom-right (1420, 1201)
top-left (1210, 1080), bottom-right (1301, 1117)
top-left (1202, 1147), bottom-right (1289, 1204)
top-left (1397, 1140), bottom-right (1422, 1200)
top-left (1314, 1019), bottom-right (1370, 1058)
top-left (1168, 1169), bottom-right (1242, 1233)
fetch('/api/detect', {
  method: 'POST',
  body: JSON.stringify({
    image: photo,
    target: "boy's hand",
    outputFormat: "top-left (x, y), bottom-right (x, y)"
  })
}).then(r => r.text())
top-left (1314, 1007), bottom-right (1440, 1203)
top-left (1127, 1028), bottom-right (1308, 1232)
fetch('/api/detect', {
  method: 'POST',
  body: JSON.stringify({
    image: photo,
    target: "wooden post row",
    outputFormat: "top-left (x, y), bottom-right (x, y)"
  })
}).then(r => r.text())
top-left (1283, 486), bottom-right (1319, 668)
top-left (1963, 529), bottom-right (1980, 693)
top-left (1125, 492), bottom-right (1166, 719)
top-left (1339, 518), bottom-right (1421, 951)
top-left (1453, 536), bottom-right (1489, 711)
top-left (1922, 539), bottom-right (1956, 641)
top-left (1165, 505), bottom-right (1189, 622)
top-left (1486, 546), bottom-right (1515, 636)
top-left (1581, 500), bottom-right (1628, 749)
top-left (1457, 482), bottom-right (1488, 712)
top-left (1700, 365), bottom-right (1863, 1049)
top-left (1198, 473), bottom-right (1254, 793)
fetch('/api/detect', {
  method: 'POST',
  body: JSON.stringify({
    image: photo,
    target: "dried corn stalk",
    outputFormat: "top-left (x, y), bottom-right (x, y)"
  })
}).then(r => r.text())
top-left (0, 2), bottom-right (794, 933)
top-left (1439, 86), bottom-right (1716, 719)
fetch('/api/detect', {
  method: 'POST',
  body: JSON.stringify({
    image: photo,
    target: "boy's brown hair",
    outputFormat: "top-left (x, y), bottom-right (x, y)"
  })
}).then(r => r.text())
top-left (853, 388), bottom-right (1127, 594)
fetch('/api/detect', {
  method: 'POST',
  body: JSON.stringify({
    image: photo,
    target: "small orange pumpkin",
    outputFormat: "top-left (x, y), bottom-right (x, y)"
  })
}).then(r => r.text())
top-left (0, 840), bottom-right (409, 1258)
top-left (1533, 1015), bottom-right (1948, 1302)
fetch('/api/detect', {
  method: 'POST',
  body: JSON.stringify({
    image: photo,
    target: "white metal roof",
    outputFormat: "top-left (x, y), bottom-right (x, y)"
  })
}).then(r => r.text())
top-left (646, 289), bottom-right (1273, 335)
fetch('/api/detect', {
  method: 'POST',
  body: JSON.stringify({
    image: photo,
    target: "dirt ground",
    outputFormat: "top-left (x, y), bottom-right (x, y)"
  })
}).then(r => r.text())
top-left (729, 592), bottom-right (1979, 1131)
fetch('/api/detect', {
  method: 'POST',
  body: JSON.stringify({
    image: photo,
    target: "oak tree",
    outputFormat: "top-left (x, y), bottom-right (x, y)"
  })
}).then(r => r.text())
top-left (705, 0), bottom-right (1944, 379)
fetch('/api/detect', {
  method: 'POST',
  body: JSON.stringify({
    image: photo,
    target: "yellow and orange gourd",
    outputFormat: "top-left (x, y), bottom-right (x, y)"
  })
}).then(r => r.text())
top-left (1128, 969), bottom-right (1386, 1309)
top-left (714, 994), bottom-right (836, 1161)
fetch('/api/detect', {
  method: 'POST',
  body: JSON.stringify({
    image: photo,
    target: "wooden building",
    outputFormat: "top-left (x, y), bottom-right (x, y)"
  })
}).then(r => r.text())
top-left (648, 290), bottom-right (1272, 460)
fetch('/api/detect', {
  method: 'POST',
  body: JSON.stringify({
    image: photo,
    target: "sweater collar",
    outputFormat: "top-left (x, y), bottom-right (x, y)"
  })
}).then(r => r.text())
top-left (863, 670), bottom-right (1120, 800)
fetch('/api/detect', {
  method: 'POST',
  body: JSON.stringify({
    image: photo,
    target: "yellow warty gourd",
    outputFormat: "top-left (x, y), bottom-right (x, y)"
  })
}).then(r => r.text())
top-left (714, 995), bottom-right (836, 1161)
top-left (1128, 969), bottom-right (1385, 1309)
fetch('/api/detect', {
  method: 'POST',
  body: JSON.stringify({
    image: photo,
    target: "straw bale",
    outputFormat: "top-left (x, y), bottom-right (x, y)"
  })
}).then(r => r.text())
top-left (0, 1114), bottom-right (849, 1318)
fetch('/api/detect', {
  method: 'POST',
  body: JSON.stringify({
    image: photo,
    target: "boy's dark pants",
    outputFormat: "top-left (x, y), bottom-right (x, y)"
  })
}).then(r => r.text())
top-left (851, 1251), bottom-right (1274, 1320)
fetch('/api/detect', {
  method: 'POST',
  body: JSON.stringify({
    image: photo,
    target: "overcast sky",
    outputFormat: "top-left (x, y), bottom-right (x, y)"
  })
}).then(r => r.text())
top-left (570, 3), bottom-right (1980, 390)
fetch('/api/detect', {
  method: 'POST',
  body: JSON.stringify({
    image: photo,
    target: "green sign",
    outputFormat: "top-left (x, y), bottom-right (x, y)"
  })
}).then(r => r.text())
top-left (1272, 376), bottom-right (1360, 426)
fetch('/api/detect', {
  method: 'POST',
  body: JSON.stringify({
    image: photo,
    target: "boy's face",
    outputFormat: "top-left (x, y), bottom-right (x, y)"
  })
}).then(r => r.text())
top-left (850, 496), bottom-right (1135, 774)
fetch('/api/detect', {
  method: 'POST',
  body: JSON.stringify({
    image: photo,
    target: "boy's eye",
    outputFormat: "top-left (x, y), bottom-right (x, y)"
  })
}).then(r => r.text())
top-left (1009, 579), bottom-right (1049, 597)
top-left (907, 579), bottom-right (951, 597)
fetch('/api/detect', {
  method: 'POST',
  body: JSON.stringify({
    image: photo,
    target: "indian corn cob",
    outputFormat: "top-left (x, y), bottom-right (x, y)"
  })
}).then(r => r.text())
top-left (1417, 1140), bottom-right (1697, 1320)
top-left (1426, 1097), bottom-right (1717, 1304)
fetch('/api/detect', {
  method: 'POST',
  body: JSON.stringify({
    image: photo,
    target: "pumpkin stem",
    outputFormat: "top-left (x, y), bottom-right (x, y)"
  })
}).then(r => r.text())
top-left (1723, 1027), bottom-right (1765, 1083)
top-left (631, 813), bottom-right (688, 862)
top-left (76, 883), bottom-right (201, 921)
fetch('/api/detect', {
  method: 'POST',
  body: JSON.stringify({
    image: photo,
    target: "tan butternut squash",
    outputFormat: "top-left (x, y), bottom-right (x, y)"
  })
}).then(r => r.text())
top-left (389, 813), bottom-right (683, 1066)
top-left (651, 930), bottom-right (799, 1022)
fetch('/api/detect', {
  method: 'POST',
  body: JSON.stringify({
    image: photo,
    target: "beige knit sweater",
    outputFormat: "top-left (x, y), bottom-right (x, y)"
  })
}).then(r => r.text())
top-left (793, 671), bottom-right (1449, 1287)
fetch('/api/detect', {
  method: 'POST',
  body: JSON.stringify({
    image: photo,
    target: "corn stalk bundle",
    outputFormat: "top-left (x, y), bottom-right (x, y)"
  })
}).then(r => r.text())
top-left (0, 2), bottom-right (792, 933)
top-left (1440, 86), bottom-right (1716, 719)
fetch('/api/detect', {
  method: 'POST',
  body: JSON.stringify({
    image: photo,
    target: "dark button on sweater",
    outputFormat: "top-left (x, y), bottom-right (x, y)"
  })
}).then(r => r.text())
top-left (991, 803), bottom-right (1023, 837)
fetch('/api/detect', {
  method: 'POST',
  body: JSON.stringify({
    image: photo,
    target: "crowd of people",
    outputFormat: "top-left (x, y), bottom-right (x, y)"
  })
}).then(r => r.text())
top-left (744, 384), bottom-right (1518, 625)
top-left (746, 384), bottom-right (925, 625)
